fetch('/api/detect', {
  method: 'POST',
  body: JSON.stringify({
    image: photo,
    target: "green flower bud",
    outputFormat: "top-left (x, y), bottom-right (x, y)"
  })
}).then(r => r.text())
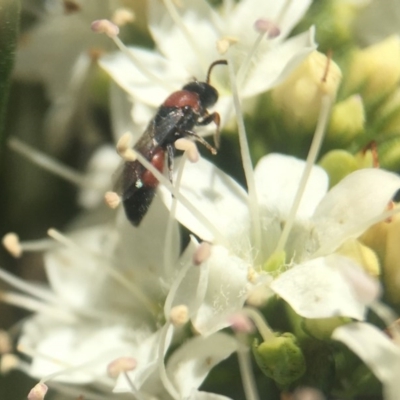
top-left (377, 88), bottom-right (400, 134)
top-left (326, 95), bottom-right (365, 147)
top-left (252, 332), bottom-right (306, 386)
top-left (318, 150), bottom-right (358, 188)
top-left (378, 136), bottom-right (400, 171)
top-left (271, 51), bottom-right (342, 134)
top-left (343, 35), bottom-right (400, 103)
top-left (302, 317), bottom-right (350, 341)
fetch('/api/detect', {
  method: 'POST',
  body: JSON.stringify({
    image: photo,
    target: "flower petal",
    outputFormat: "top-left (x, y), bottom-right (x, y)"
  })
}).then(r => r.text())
top-left (192, 245), bottom-right (249, 336)
top-left (270, 255), bottom-right (366, 319)
top-left (333, 322), bottom-right (400, 400)
top-left (159, 157), bottom-right (249, 243)
top-left (254, 153), bottom-right (328, 220)
top-left (166, 332), bottom-right (238, 398)
top-left (312, 168), bottom-right (400, 256)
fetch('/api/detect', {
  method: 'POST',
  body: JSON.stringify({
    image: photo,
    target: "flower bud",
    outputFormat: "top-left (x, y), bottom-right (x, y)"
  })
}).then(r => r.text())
top-left (336, 239), bottom-right (380, 277)
top-left (318, 150), bottom-right (358, 188)
top-left (377, 88), bottom-right (400, 134)
top-left (378, 136), bottom-right (400, 171)
top-left (383, 214), bottom-right (400, 303)
top-left (343, 35), bottom-right (400, 103)
top-left (252, 332), bottom-right (306, 386)
top-left (326, 95), bottom-right (365, 147)
top-left (271, 51), bottom-right (342, 133)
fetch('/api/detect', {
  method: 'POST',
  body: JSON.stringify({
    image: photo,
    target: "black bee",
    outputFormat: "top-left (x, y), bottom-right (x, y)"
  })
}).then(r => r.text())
top-left (116, 59), bottom-right (227, 226)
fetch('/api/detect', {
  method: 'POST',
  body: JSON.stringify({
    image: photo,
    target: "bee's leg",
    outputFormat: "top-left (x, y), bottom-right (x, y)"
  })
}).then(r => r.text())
top-left (166, 143), bottom-right (175, 184)
top-left (182, 129), bottom-right (218, 155)
top-left (197, 112), bottom-right (221, 149)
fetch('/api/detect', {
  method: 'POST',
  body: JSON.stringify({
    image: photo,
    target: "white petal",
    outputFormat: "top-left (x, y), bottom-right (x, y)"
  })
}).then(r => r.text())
top-left (192, 245), bottom-right (249, 336)
top-left (333, 322), bottom-right (400, 400)
top-left (312, 168), bottom-right (400, 256)
top-left (148, 0), bottom-right (221, 76)
top-left (19, 316), bottom-right (139, 384)
top-left (164, 237), bottom-right (209, 317)
top-left (166, 332), bottom-right (238, 398)
top-left (189, 390), bottom-right (234, 400)
top-left (99, 48), bottom-right (188, 106)
top-left (270, 256), bottom-right (366, 320)
top-left (242, 28), bottom-right (316, 97)
top-left (254, 153), bottom-right (328, 220)
top-left (159, 157), bottom-right (249, 243)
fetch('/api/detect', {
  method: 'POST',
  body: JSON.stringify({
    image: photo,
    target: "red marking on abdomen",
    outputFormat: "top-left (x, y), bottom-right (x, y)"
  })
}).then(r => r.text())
top-left (142, 148), bottom-right (165, 188)
top-left (163, 90), bottom-right (200, 111)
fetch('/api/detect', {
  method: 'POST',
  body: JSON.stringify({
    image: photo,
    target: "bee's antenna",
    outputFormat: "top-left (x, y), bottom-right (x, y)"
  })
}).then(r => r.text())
top-left (206, 60), bottom-right (228, 84)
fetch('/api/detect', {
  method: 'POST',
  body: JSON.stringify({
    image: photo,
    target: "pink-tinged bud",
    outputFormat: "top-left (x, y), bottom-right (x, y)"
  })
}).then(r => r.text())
top-left (107, 357), bottom-right (137, 378)
top-left (27, 383), bottom-right (48, 400)
top-left (254, 19), bottom-right (280, 39)
top-left (91, 19), bottom-right (120, 38)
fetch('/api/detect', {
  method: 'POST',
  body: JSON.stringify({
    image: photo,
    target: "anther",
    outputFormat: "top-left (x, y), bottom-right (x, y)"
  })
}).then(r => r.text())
top-left (107, 357), bottom-right (137, 378)
top-left (104, 191), bottom-right (121, 209)
top-left (0, 354), bottom-right (19, 374)
top-left (175, 138), bottom-right (200, 163)
top-left (63, 0), bottom-right (81, 13)
top-left (0, 330), bottom-right (12, 354)
top-left (116, 133), bottom-right (137, 161)
top-left (112, 8), bottom-right (135, 26)
top-left (28, 383), bottom-right (48, 400)
top-left (170, 304), bottom-right (189, 326)
top-left (217, 36), bottom-right (239, 55)
top-left (193, 242), bottom-right (212, 265)
top-left (91, 19), bottom-right (120, 38)
top-left (2, 233), bottom-right (22, 258)
top-left (254, 19), bottom-right (281, 39)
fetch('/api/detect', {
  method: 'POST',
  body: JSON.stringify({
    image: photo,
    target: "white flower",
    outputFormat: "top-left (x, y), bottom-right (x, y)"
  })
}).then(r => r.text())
top-left (159, 153), bottom-right (400, 323)
top-left (333, 321), bottom-right (400, 400)
top-left (99, 0), bottom-right (316, 130)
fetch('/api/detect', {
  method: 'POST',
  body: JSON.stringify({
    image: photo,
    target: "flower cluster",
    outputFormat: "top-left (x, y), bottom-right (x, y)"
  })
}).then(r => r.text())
top-left (2, 0), bottom-right (400, 400)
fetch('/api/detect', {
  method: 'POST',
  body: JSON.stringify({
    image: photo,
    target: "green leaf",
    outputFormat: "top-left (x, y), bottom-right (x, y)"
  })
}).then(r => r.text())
top-left (0, 0), bottom-right (20, 152)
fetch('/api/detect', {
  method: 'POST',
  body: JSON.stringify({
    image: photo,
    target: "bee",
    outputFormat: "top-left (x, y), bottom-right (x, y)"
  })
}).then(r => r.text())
top-left (116, 60), bottom-right (227, 226)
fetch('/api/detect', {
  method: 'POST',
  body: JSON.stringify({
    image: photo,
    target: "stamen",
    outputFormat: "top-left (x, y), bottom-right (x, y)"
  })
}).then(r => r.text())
top-left (107, 357), bottom-right (137, 378)
top-left (0, 330), bottom-right (12, 354)
top-left (169, 304), bottom-right (189, 326)
top-left (275, 0), bottom-right (292, 26)
top-left (0, 264), bottom-right (60, 305)
top-left (0, 291), bottom-right (75, 323)
top-left (158, 324), bottom-right (179, 400)
top-left (8, 138), bottom-right (102, 191)
top-left (2, 233), bottom-right (22, 258)
top-left (91, 19), bottom-right (120, 38)
top-left (28, 383), bottom-right (48, 400)
top-left (0, 354), bottom-right (19, 373)
top-left (111, 8), bottom-right (135, 26)
top-left (254, 19), bottom-right (280, 39)
top-left (241, 307), bottom-right (275, 342)
top-left (116, 132), bottom-right (137, 162)
top-left (163, 155), bottom-right (188, 277)
top-left (131, 149), bottom-right (229, 246)
top-left (229, 313), bottom-right (255, 334)
top-left (227, 56), bottom-right (262, 262)
top-left (174, 139), bottom-right (200, 163)
top-left (236, 332), bottom-right (260, 400)
top-left (193, 241), bottom-right (212, 266)
top-left (274, 95), bottom-right (332, 254)
top-left (162, 0), bottom-right (207, 72)
top-left (217, 36), bottom-right (239, 55)
top-left (2, 233), bottom-right (53, 257)
top-left (47, 228), bottom-right (158, 316)
top-left (104, 191), bottom-right (121, 209)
